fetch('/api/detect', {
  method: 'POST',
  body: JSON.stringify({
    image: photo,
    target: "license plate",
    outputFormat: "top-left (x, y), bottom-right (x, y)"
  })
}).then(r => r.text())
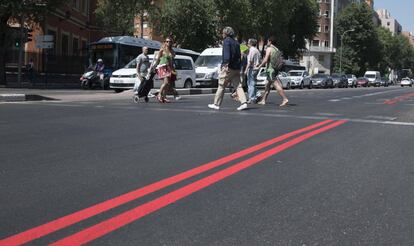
top-left (113, 80), bottom-right (123, 83)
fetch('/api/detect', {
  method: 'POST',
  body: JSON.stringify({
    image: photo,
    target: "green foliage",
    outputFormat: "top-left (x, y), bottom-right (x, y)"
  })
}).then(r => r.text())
top-left (153, 0), bottom-right (218, 52)
top-left (334, 2), bottom-right (414, 75)
top-left (155, 0), bottom-right (319, 55)
top-left (95, 0), bottom-right (154, 36)
top-left (334, 3), bottom-right (382, 75)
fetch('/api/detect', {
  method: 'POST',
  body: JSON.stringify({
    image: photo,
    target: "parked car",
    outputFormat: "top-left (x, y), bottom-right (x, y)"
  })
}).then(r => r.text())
top-left (357, 77), bottom-right (369, 87)
top-left (256, 68), bottom-right (292, 89)
top-left (400, 77), bottom-right (413, 87)
top-left (110, 54), bottom-right (196, 92)
top-left (331, 73), bottom-right (348, 88)
top-left (380, 76), bottom-right (389, 87)
top-left (310, 74), bottom-right (333, 88)
top-left (346, 74), bottom-right (357, 88)
top-left (287, 70), bottom-right (311, 89)
top-left (194, 48), bottom-right (222, 87)
top-left (364, 71), bottom-right (381, 87)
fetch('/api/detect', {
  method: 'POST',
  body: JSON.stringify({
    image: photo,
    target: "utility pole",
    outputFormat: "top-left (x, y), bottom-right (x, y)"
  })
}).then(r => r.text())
top-left (17, 15), bottom-right (25, 85)
top-left (339, 29), bottom-right (355, 74)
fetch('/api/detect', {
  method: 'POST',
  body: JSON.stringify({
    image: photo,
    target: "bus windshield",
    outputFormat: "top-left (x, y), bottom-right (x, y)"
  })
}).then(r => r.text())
top-left (89, 44), bottom-right (117, 69)
top-left (195, 56), bottom-right (222, 68)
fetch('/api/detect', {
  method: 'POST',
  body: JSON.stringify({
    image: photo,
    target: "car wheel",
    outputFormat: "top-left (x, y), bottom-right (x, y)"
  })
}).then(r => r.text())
top-left (286, 82), bottom-right (291, 90)
top-left (114, 89), bottom-right (124, 93)
top-left (401, 85), bottom-right (404, 87)
top-left (184, 79), bottom-right (192, 88)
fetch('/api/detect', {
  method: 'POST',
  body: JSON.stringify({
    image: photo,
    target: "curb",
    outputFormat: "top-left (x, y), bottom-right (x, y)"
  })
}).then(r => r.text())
top-left (0, 94), bottom-right (57, 102)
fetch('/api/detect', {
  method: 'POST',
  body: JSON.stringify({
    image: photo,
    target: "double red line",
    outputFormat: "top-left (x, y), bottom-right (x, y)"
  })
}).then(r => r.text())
top-left (384, 92), bottom-right (414, 105)
top-left (1, 119), bottom-right (346, 246)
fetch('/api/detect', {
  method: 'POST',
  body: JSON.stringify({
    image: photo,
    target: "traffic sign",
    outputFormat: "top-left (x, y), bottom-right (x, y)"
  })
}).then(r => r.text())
top-left (35, 35), bottom-right (54, 42)
top-left (35, 42), bottom-right (54, 49)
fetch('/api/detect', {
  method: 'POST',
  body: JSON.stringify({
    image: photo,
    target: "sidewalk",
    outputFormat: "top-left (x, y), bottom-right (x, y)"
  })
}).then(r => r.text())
top-left (0, 87), bottom-right (228, 102)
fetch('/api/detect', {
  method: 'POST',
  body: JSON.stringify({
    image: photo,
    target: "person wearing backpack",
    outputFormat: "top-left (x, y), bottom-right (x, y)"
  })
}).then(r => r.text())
top-left (255, 36), bottom-right (289, 107)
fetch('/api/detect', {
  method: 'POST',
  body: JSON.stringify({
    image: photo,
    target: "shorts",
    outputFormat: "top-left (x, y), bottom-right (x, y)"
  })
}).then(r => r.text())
top-left (266, 69), bottom-right (279, 82)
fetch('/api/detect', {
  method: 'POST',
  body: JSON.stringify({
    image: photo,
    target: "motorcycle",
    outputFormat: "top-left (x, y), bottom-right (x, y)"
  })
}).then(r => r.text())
top-left (80, 67), bottom-right (111, 90)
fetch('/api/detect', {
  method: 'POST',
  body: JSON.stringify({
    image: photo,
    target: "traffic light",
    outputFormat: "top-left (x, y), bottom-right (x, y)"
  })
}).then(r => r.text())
top-left (14, 38), bottom-right (20, 48)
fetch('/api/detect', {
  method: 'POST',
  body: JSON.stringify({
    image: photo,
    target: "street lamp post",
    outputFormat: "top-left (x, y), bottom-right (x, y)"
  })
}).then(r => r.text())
top-left (339, 29), bottom-right (355, 74)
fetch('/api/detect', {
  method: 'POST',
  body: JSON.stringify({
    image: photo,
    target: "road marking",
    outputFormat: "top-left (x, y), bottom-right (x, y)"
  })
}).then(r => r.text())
top-left (0, 120), bottom-right (334, 246)
top-left (50, 120), bottom-right (346, 245)
top-left (329, 89), bottom-right (405, 102)
top-left (149, 107), bottom-right (414, 127)
top-left (366, 115), bottom-right (397, 121)
top-left (384, 92), bottom-right (414, 105)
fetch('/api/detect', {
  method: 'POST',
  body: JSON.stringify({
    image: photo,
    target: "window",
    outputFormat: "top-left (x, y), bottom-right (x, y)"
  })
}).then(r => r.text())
top-left (80, 40), bottom-right (87, 55)
top-left (325, 11), bottom-right (330, 18)
top-left (312, 40), bottom-right (320, 47)
top-left (319, 55), bottom-right (325, 62)
top-left (324, 25), bottom-right (329, 33)
top-left (61, 33), bottom-right (69, 56)
top-left (73, 37), bottom-right (79, 55)
top-left (324, 41), bottom-right (329, 47)
top-left (317, 25), bottom-right (321, 32)
top-left (47, 30), bottom-right (57, 56)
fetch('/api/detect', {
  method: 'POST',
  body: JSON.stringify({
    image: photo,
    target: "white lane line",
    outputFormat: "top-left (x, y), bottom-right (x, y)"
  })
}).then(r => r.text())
top-left (329, 88), bottom-right (406, 102)
top-left (147, 107), bottom-right (414, 127)
top-left (366, 115), bottom-right (397, 121)
top-left (315, 113), bottom-right (342, 117)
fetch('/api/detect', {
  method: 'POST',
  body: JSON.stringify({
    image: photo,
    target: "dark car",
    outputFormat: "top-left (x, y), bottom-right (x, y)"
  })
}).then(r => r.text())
top-left (357, 77), bottom-right (369, 87)
top-left (331, 73), bottom-right (348, 88)
top-left (380, 76), bottom-right (389, 87)
top-left (310, 74), bottom-right (334, 88)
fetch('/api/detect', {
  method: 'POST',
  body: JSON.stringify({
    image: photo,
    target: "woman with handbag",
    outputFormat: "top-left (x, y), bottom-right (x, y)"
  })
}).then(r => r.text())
top-left (156, 37), bottom-right (176, 103)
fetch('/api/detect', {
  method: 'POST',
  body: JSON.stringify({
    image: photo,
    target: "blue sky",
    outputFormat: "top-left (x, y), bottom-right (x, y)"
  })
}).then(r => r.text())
top-left (375, 0), bottom-right (414, 32)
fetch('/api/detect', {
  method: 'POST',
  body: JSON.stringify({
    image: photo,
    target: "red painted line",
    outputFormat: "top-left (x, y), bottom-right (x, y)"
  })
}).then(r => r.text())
top-left (384, 92), bottom-right (414, 105)
top-left (51, 120), bottom-right (347, 246)
top-left (0, 120), bottom-right (333, 246)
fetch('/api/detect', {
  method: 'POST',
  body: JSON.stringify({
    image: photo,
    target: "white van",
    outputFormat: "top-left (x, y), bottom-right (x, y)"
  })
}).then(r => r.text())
top-left (194, 48), bottom-right (222, 87)
top-left (110, 54), bottom-right (196, 92)
top-left (364, 71), bottom-right (381, 87)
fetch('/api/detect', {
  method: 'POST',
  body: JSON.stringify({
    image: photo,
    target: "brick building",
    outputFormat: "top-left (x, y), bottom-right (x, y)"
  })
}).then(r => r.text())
top-left (8, 0), bottom-right (104, 74)
top-left (300, 0), bottom-right (377, 75)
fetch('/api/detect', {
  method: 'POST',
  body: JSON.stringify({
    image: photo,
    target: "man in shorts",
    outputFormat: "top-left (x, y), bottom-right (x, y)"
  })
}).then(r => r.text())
top-left (255, 36), bottom-right (289, 107)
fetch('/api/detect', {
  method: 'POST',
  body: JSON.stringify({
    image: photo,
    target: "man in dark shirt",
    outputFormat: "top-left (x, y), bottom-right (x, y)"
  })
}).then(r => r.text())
top-left (208, 27), bottom-right (248, 111)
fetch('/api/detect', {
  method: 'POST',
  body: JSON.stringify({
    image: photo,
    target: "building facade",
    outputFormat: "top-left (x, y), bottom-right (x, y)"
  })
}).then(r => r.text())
top-left (402, 32), bottom-right (414, 48)
top-left (300, 0), bottom-right (377, 75)
top-left (8, 0), bottom-right (104, 74)
top-left (377, 9), bottom-right (402, 36)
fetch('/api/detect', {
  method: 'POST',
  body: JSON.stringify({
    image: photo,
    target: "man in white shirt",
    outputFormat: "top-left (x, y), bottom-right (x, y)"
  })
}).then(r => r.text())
top-left (244, 39), bottom-right (261, 103)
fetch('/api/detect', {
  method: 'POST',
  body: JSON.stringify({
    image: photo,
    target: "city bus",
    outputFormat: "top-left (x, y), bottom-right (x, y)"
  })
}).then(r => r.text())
top-left (87, 36), bottom-right (200, 76)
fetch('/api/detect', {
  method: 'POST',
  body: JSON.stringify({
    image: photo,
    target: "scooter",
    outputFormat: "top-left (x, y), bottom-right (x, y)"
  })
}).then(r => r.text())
top-left (80, 70), bottom-right (98, 89)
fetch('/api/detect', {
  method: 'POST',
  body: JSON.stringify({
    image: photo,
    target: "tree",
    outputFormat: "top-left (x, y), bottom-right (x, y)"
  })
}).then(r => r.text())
top-left (153, 0), bottom-right (218, 52)
top-left (334, 2), bottom-right (382, 75)
top-left (95, 0), bottom-right (154, 36)
top-left (249, 0), bottom-right (319, 57)
top-left (0, 0), bottom-right (64, 84)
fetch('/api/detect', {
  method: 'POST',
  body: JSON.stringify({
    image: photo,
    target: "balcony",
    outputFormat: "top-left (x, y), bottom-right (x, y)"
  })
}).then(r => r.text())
top-left (309, 46), bottom-right (336, 53)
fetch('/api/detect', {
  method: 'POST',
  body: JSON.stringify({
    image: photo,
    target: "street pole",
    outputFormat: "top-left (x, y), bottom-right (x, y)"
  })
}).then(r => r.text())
top-left (17, 15), bottom-right (25, 85)
top-left (339, 29), bottom-right (354, 74)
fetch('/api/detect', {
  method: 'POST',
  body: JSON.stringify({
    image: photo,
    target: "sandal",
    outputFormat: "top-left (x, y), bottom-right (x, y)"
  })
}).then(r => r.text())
top-left (279, 99), bottom-right (289, 107)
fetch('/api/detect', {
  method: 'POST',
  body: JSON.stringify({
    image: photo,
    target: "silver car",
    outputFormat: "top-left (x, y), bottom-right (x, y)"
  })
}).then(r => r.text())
top-left (287, 70), bottom-right (311, 89)
top-left (256, 67), bottom-right (292, 89)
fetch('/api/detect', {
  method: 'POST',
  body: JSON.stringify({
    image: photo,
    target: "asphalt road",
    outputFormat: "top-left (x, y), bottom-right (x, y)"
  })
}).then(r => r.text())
top-left (1, 86), bottom-right (414, 245)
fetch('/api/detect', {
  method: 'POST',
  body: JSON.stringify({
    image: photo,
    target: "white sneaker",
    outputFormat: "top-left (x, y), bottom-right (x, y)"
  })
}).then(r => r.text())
top-left (208, 104), bottom-right (220, 110)
top-left (237, 103), bottom-right (248, 111)
top-left (175, 96), bottom-right (181, 101)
